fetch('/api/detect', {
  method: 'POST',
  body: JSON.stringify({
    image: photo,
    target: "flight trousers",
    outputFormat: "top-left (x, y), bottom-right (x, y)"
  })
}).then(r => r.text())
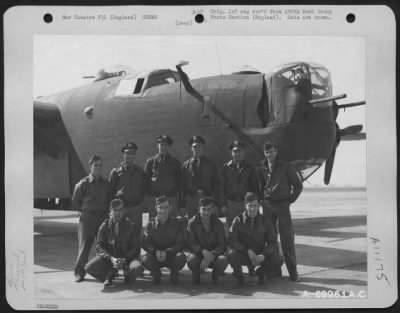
top-left (142, 252), bottom-right (186, 276)
top-left (74, 212), bottom-right (106, 278)
top-left (261, 200), bottom-right (298, 280)
top-left (187, 253), bottom-right (228, 274)
top-left (226, 248), bottom-right (284, 278)
top-left (85, 256), bottom-right (143, 282)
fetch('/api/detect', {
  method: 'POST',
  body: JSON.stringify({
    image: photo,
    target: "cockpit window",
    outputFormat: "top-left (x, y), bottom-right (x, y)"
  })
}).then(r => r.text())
top-left (134, 78), bottom-right (145, 94)
top-left (115, 78), bottom-right (139, 96)
top-left (275, 63), bottom-right (331, 98)
top-left (309, 67), bottom-right (330, 97)
top-left (144, 70), bottom-right (179, 90)
top-left (115, 69), bottom-right (181, 96)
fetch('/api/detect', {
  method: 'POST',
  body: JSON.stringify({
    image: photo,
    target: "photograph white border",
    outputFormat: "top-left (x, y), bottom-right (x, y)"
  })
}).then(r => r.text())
top-left (4, 5), bottom-right (397, 309)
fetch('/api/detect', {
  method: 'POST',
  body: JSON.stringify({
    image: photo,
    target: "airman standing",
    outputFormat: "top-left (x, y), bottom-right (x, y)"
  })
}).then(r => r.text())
top-left (144, 134), bottom-right (181, 218)
top-left (109, 142), bottom-right (147, 228)
top-left (72, 155), bottom-right (109, 282)
top-left (257, 141), bottom-right (303, 282)
top-left (179, 136), bottom-right (220, 218)
top-left (221, 140), bottom-right (258, 228)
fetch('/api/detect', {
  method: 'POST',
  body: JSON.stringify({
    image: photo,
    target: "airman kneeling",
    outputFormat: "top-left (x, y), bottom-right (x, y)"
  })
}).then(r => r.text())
top-left (227, 192), bottom-right (284, 285)
top-left (142, 195), bottom-right (186, 284)
top-left (85, 199), bottom-right (143, 287)
top-left (186, 197), bottom-right (228, 284)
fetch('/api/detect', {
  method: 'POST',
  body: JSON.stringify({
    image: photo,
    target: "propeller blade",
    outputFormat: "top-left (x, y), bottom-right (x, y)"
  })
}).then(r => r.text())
top-left (339, 124), bottom-right (363, 137)
top-left (177, 60), bottom-right (189, 67)
top-left (340, 132), bottom-right (366, 141)
top-left (324, 146), bottom-right (336, 185)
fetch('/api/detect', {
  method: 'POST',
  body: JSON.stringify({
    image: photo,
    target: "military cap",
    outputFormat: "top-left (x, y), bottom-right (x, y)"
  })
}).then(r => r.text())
top-left (189, 135), bottom-right (205, 146)
top-left (263, 140), bottom-right (277, 151)
top-left (110, 198), bottom-right (124, 209)
top-left (155, 195), bottom-right (170, 206)
top-left (121, 141), bottom-right (138, 152)
top-left (229, 140), bottom-right (245, 151)
top-left (157, 134), bottom-right (173, 146)
top-left (244, 192), bottom-right (258, 204)
top-left (198, 196), bottom-right (214, 207)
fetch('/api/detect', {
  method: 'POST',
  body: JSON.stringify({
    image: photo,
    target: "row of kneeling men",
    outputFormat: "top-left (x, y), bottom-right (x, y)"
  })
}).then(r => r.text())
top-left (82, 194), bottom-right (284, 287)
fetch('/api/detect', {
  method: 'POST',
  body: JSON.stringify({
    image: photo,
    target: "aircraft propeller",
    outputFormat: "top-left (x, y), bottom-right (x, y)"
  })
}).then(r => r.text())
top-left (323, 98), bottom-right (366, 185)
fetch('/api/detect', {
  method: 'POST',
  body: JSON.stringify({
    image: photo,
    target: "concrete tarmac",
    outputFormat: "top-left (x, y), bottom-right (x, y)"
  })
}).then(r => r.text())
top-left (34, 188), bottom-right (367, 300)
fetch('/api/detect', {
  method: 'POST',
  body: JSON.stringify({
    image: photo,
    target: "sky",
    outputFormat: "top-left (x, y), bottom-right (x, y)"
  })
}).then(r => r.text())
top-left (34, 35), bottom-right (366, 187)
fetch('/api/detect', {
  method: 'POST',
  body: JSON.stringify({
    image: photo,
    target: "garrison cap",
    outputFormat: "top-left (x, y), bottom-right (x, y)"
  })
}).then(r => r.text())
top-left (157, 134), bottom-right (173, 146)
top-left (263, 140), bottom-right (277, 151)
top-left (121, 141), bottom-right (138, 152)
top-left (189, 135), bottom-right (205, 146)
top-left (229, 140), bottom-right (245, 151)
top-left (244, 192), bottom-right (258, 204)
top-left (110, 198), bottom-right (124, 209)
top-left (155, 195), bottom-right (170, 206)
top-left (198, 196), bottom-right (214, 207)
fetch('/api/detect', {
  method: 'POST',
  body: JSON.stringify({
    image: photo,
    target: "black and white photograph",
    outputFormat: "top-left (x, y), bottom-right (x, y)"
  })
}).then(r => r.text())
top-left (4, 5), bottom-right (397, 310)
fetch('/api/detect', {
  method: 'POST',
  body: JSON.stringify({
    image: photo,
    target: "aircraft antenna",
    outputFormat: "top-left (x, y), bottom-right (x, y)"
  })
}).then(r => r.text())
top-left (215, 43), bottom-right (223, 75)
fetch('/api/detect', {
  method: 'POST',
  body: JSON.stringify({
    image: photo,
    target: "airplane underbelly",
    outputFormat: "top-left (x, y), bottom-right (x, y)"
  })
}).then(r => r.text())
top-left (34, 150), bottom-right (70, 198)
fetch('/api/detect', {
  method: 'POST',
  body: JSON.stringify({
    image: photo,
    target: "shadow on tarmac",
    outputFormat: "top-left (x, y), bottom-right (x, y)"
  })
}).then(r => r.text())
top-left (73, 273), bottom-right (367, 298)
top-left (294, 215), bottom-right (366, 238)
top-left (34, 215), bottom-right (366, 274)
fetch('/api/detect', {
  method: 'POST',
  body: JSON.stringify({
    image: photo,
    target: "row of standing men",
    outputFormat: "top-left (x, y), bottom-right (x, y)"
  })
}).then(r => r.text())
top-left (72, 134), bottom-right (303, 284)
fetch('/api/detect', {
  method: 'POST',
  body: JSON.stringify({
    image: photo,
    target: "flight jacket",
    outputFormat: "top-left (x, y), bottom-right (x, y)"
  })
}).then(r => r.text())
top-left (96, 217), bottom-right (141, 263)
top-left (187, 213), bottom-right (227, 257)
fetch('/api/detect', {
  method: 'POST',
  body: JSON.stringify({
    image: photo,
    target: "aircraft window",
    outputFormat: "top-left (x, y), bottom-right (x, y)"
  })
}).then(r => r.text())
top-left (134, 78), bottom-right (145, 94)
top-left (310, 67), bottom-right (330, 97)
top-left (145, 71), bottom-right (178, 90)
top-left (115, 77), bottom-right (145, 96)
top-left (277, 65), bottom-right (309, 85)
